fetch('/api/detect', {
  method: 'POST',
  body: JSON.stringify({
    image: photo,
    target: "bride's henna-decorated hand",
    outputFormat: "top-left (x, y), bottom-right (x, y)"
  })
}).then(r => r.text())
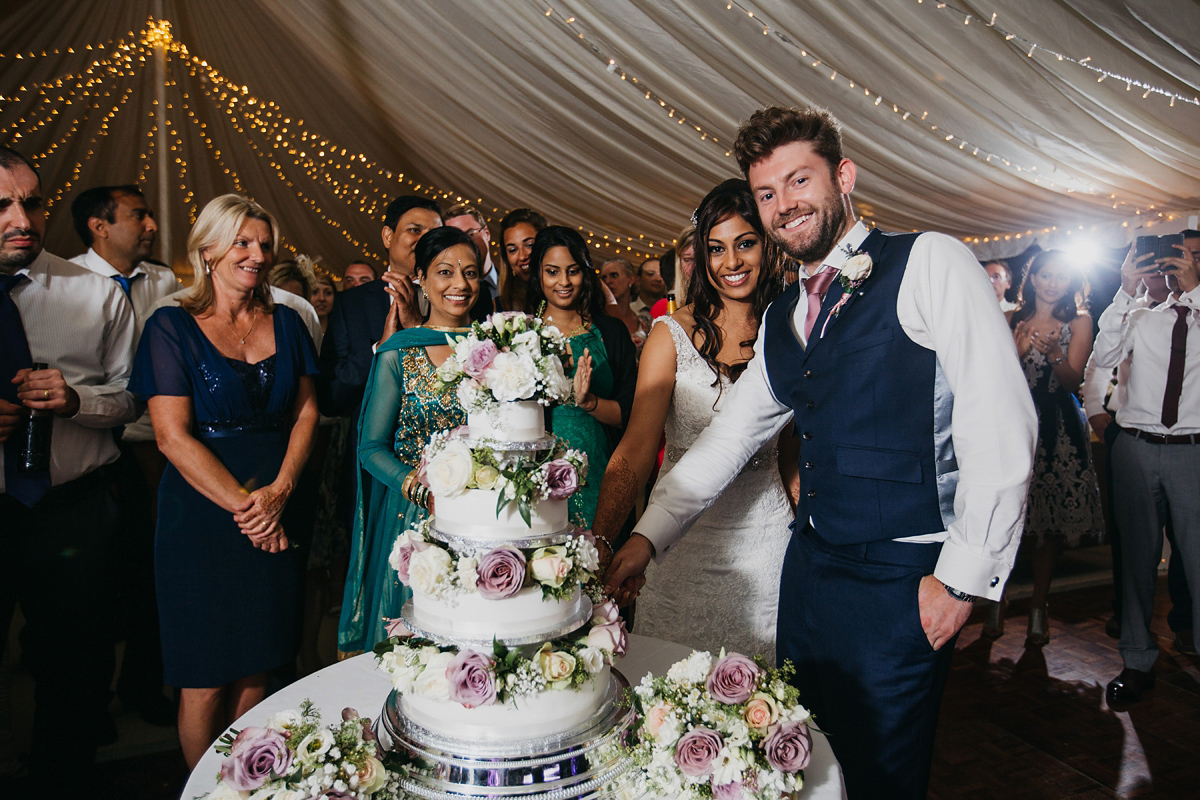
top-left (591, 455), bottom-right (640, 572)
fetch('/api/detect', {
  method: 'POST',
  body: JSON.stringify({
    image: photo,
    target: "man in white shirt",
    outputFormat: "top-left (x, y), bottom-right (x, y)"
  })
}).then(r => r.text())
top-left (1095, 231), bottom-right (1200, 703)
top-left (0, 147), bottom-right (137, 784)
top-left (69, 184), bottom-right (181, 725)
top-left (444, 202), bottom-right (498, 321)
top-left (605, 107), bottom-right (1036, 799)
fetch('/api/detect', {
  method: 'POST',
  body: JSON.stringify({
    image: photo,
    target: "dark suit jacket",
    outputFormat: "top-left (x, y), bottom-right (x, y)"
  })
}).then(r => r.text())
top-left (318, 279), bottom-right (389, 417)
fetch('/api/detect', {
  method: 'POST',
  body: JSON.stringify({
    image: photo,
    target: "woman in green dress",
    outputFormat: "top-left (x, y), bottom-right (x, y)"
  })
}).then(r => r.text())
top-left (337, 227), bottom-right (482, 655)
top-left (528, 226), bottom-right (637, 528)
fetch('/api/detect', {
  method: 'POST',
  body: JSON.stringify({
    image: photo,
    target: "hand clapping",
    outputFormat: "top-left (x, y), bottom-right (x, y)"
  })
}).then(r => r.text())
top-left (573, 348), bottom-right (595, 411)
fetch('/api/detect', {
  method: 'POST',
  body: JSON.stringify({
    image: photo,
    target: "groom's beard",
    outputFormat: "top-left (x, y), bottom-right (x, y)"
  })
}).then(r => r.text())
top-left (770, 190), bottom-right (847, 265)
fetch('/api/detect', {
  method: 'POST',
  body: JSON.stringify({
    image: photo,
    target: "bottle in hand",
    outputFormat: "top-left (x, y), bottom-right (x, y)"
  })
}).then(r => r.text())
top-left (16, 361), bottom-right (52, 473)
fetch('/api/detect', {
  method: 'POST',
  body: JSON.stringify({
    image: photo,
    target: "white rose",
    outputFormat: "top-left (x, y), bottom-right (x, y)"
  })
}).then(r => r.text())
top-left (575, 539), bottom-right (599, 573)
top-left (425, 440), bottom-right (474, 497)
top-left (203, 784), bottom-right (249, 800)
top-left (357, 755), bottom-right (388, 794)
top-left (436, 356), bottom-right (463, 383)
top-left (414, 651), bottom-right (456, 700)
top-left (841, 253), bottom-right (873, 283)
top-left (295, 729), bottom-right (334, 765)
top-left (667, 650), bottom-right (713, 685)
top-left (510, 330), bottom-right (542, 356)
top-left (409, 546), bottom-right (453, 595)
top-left (484, 351), bottom-right (538, 402)
top-left (543, 356), bottom-right (571, 401)
top-left (473, 464), bottom-right (500, 490)
top-left (454, 337), bottom-right (475, 363)
top-left (577, 646), bottom-right (605, 674)
top-left (389, 660), bottom-right (424, 693)
top-left (264, 709), bottom-right (301, 732)
top-left (457, 555), bottom-right (479, 590)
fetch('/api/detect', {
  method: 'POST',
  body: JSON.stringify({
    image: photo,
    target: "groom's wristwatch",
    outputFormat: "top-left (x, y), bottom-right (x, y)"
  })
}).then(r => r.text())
top-left (942, 582), bottom-right (978, 604)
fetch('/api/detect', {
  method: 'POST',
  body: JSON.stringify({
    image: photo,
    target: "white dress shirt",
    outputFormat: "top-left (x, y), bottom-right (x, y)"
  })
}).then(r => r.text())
top-left (1093, 286), bottom-right (1200, 435)
top-left (152, 284), bottom-right (323, 352)
top-left (634, 221), bottom-right (1037, 600)
top-left (1, 250), bottom-right (137, 492)
top-left (1081, 293), bottom-right (1156, 424)
top-left (72, 249), bottom-right (182, 442)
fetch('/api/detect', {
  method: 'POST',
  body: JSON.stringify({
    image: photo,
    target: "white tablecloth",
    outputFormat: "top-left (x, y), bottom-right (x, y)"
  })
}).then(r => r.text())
top-left (184, 634), bottom-right (845, 799)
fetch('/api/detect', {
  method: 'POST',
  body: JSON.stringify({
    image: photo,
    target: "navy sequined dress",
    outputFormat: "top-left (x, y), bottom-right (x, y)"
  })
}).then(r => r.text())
top-left (130, 305), bottom-right (318, 687)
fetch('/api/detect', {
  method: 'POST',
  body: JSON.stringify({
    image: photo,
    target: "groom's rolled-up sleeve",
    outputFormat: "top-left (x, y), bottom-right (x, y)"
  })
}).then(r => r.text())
top-left (899, 234), bottom-right (1037, 601)
top-left (635, 335), bottom-right (793, 563)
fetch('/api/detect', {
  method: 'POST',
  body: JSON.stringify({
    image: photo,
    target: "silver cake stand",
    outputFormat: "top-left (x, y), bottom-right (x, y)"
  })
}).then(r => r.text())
top-left (377, 670), bottom-right (643, 800)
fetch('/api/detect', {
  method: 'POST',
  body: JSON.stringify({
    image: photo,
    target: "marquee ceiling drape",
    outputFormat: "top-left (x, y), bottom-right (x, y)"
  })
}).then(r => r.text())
top-left (2, 0), bottom-right (1197, 275)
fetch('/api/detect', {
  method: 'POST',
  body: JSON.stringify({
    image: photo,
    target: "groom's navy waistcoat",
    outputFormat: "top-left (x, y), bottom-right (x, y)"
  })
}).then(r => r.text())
top-left (764, 230), bottom-right (958, 545)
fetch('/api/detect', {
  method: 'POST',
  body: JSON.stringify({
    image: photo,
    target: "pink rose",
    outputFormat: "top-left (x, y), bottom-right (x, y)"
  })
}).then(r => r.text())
top-left (394, 539), bottom-right (429, 583)
top-left (463, 339), bottom-right (499, 379)
top-left (542, 459), bottom-right (579, 500)
top-left (446, 650), bottom-right (497, 708)
top-left (384, 617), bottom-right (413, 639)
top-left (706, 653), bottom-right (763, 705)
top-left (712, 781), bottom-right (746, 800)
top-left (591, 598), bottom-right (620, 625)
top-left (742, 693), bottom-right (779, 731)
top-left (586, 619), bottom-right (627, 657)
top-left (476, 546), bottom-right (527, 599)
top-left (644, 702), bottom-right (671, 738)
top-left (220, 726), bottom-right (292, 790)
top-left (674, 727), bottom-right (724, 777)
top-left (763, 721), bottom-right (812, 773)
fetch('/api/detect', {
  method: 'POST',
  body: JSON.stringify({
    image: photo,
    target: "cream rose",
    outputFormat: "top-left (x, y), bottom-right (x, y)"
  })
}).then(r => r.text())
top-left (474, 464), bottom-right (501, 490)
top-left (529, 546), bottom-right (573, 588)
top-left (414, 651), bottom-right (455, 700)
top-left (841, 253), bottom-right (873, 283)
top-left (425, 440), bottom-right (474, 497)
top-left (357, 755), bottom-right (388, 794)
top-left (537, 643), bottom-right (577, 688)
top-left (644, 702), bottom-right (672, 739)
top-left (408, 546), bottom-right (453, 595)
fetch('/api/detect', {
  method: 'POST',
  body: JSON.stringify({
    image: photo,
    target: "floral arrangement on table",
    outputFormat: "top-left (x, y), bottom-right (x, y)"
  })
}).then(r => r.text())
top-left (435, 311), bottom-right (572, 411)
top-left (389, 519), bottom-right (601, 602)
top-left (421, 425), bottom-right (588, 526)
top-left (199, 700), bottom-right (399, 800)
top-left (375, 599), bottom-right (628, 708)
top-left (626, 650), bottom-right (814, 800)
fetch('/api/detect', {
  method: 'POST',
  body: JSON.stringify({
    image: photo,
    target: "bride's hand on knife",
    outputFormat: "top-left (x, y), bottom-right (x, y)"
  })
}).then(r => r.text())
top-left (604, 534), bottom-right (653, 607)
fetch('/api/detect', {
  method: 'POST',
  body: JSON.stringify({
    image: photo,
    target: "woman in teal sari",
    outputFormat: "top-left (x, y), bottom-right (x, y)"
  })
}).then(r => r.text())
top-left (528, 227), bottom-right (637, 528)
top-left (338, 227), bottom-right (482, 655)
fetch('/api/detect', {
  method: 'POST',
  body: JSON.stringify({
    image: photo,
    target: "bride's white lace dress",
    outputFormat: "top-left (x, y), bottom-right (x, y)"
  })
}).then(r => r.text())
top-left (635, 316), bottom-right (793, 662)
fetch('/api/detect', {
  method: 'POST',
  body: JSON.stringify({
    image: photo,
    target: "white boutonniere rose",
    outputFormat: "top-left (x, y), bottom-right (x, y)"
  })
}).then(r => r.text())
top-left (838, 251), bottom-right (873, 293)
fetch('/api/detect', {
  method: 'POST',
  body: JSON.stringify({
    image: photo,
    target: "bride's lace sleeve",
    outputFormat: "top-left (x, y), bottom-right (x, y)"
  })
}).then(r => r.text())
top-left (357, 348), bottom-right (411, 492)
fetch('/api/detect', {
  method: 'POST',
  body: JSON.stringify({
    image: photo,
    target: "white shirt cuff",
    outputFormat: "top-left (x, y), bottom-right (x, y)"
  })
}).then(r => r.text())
top-left (934, 541), bottom-right (1012, 601)
top-left (634, 505), bottom-right (683, 564)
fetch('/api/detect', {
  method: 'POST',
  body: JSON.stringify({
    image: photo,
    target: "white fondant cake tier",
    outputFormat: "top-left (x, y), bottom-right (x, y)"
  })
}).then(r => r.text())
top-left (399, 665), bottom-right (612, 742)
top-left (409, 585), bottom-right (590, 645)
top-left (435, 488), bottom-right (569, 539)
top-left (468, 400), bottom-right (546, 442)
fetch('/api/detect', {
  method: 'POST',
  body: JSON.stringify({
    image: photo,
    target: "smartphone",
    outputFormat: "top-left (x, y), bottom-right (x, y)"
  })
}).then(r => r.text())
top-left (1135, 235), bottom-right (1158, 262)
top-left (1157, 233), bottom-right (1183, 262)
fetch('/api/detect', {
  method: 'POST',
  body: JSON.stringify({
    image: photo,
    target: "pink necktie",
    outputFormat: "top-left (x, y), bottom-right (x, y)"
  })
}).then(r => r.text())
top-left (802, 269), bottom-right (838, 340)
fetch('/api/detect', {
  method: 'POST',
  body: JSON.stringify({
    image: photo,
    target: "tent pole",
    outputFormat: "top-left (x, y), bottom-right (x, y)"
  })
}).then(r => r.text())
top-left (154, 0), bottom-right (172, 269)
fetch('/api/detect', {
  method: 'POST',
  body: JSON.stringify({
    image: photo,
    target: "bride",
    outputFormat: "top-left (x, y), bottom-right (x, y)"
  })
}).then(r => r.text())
top-left (592, 179), bottom-right (795, 661)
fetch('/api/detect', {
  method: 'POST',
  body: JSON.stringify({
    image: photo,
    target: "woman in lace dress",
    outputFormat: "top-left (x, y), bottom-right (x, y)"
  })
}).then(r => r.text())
top-left (987, 249), bottom-right (1103, 645)
top-left (593, 179), bottom-right (793, 661)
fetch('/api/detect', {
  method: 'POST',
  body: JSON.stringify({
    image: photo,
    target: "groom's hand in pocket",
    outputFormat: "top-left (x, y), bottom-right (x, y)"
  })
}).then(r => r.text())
top-left (605, 534), bottom-right (653, 606)
top-left (918, 575), bottom-right (973, 650)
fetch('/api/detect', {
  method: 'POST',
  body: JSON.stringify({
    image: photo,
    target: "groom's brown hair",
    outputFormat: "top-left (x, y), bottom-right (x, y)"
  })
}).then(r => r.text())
top-left (733, 106), bottom-right (843, 177)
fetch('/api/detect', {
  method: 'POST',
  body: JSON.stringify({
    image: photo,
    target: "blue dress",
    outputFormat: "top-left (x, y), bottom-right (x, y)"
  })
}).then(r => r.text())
top-left (337, 327), bottom-right (466, 654)
top-left (130, 305), bottom-right (319, 687)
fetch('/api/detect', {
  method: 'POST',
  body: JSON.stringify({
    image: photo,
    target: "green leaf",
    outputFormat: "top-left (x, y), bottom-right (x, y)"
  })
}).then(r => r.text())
top-left (518, 495), bottom-right (532, 527)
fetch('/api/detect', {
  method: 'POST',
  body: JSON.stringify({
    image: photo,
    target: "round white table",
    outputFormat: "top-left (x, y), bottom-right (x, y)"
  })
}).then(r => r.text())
top-left (184, 634), bottom-right (845, 799)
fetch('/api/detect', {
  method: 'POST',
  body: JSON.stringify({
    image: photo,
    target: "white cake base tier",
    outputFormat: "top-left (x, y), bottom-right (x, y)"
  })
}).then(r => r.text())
top-left (401, 593), bottom-right (593, 649)
top-left (400, 664), bottom-right (611, 744)
top-left (435, 489), bottom-right (569, 540)
top-left (407, 585), bottom-right (591, 646)
top-left (468, 401), bottom-right (546, 443)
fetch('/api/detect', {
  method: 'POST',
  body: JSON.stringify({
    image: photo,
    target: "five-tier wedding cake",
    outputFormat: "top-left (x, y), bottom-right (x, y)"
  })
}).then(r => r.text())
top-left (374, 314), bottom-right (640, 800)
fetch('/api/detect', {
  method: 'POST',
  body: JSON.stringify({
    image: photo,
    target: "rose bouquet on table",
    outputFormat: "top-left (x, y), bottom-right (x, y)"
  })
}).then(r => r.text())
top-left (435, 311), bottom-right (572, 411)
top-left (375, 599), bottom-right (628, 708)
top-left (420, 426), bottom-right (587, 526)
top-left (200, 700), bottom-right (399, 800)
top-left (389, 519), bottom-right (602, 601)
top-left (626, 651), bottom-right (813, 800)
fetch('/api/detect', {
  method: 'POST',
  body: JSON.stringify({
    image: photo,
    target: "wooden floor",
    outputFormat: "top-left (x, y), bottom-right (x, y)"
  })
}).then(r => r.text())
top-left (932, 579), bottom-right (1200, 800)
top-left (15, 577), bottom-right (1199, 798)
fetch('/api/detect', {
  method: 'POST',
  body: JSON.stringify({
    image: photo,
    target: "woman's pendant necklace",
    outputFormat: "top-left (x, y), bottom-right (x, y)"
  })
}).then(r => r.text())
top-left (232, 307), bottom-right (258, 344)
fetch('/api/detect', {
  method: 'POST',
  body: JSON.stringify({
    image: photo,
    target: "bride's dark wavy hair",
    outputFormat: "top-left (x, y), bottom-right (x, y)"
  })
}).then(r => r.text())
top-left (686, 178), bottom-right (787, 387)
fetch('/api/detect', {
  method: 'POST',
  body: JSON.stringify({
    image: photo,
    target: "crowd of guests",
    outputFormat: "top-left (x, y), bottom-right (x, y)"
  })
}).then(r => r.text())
top-left (1, 122), bottom-right (1197, 796)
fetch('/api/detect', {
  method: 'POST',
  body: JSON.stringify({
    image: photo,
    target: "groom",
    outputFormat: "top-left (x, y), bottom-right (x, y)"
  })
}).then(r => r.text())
top-left (606, 106), bottom-right (1037, 799)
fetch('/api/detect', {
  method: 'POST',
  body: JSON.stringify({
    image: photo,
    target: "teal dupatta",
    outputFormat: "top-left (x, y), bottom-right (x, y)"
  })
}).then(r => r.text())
top-left (337, 327), bottom-right (463, 653)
